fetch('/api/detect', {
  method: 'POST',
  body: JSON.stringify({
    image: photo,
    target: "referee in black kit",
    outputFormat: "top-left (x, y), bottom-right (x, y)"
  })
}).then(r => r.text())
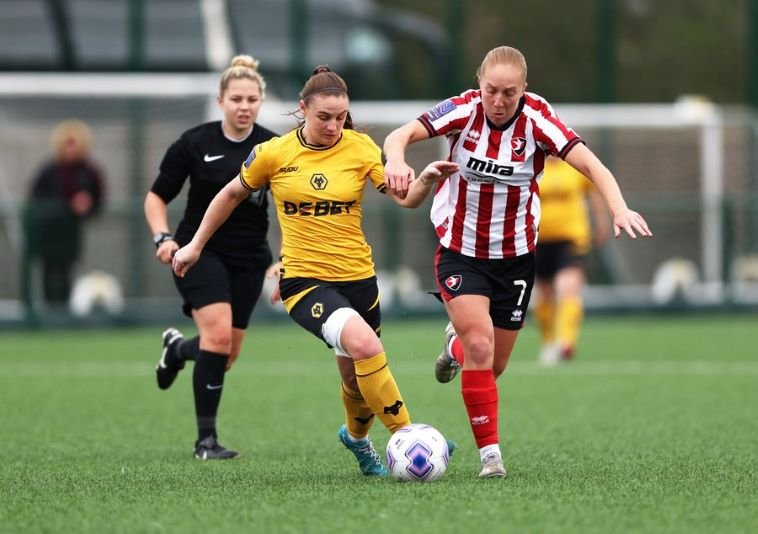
top-left (144, 55), bottom-right (278, 460)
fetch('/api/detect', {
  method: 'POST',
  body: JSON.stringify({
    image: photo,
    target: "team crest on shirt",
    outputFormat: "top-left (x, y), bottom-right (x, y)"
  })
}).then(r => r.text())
top-left (427, 99), bottom-right (456, 121)
top-left (444, 275), bottom-right (462, 291)
top-left (310, 173), bottom-right (328, 190)
top-left (511, 137), bottom-right (527, 157)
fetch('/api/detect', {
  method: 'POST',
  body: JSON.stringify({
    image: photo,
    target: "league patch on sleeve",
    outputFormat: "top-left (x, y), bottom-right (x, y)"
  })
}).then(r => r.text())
top-left (425, 99), bottom-right (456, 121)
top-left (243, 146), bottom-right (257, 169)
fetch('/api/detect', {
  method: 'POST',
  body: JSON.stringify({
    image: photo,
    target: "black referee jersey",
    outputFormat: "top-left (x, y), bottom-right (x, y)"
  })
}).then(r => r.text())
top-left (150, 121), bottom-right (278, 265)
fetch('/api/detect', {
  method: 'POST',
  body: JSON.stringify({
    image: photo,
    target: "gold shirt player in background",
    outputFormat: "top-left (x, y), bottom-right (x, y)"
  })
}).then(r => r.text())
top-left (172, 66), bottom-right (458, 476)
top-left (534, 156), bottom-right (611, 366)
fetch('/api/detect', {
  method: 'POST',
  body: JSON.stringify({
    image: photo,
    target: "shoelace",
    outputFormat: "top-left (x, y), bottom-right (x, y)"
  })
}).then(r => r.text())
top-left (482, 452), bottom-right (501, 466)
top-left (354, 440), bottom-right (382, 468)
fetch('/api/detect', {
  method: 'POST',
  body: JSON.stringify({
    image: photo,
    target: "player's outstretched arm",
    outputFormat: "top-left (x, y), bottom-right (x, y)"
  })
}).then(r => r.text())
top-left (172, 177), bottom-right (250, 277)
top-left (565, 143), bottom-right (653, 239)
top-left (388, 161), bottom-right (459, 208)
top-left (383, 120), bottom-right (430, 199)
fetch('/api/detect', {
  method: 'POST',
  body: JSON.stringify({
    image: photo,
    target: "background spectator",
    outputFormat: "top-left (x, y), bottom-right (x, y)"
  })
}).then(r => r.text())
top-left (25, 119), bottom-right (106, 306)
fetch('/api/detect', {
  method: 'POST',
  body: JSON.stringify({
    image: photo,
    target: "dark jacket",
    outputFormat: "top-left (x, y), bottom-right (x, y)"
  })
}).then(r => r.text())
top-left (26, 160), bottom-right (105, 262)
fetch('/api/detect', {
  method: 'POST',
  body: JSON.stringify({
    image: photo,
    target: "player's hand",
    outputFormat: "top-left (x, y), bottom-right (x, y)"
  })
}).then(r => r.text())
top-left (418, 161), bottom-right (459, 185)
top-left (384, 160), bottom-right (415, 199)
top-left (155, 240), bottom-right (179, 265)
top-left (266, 261), bottom-right (282, 304)
top-left (172, 245), bottom-right (200, 277)
top-left (613, 209), bottom-right (653, 239)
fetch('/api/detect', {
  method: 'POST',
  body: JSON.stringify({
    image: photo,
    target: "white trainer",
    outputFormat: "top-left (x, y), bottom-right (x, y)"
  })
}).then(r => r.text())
top-left (538, 342), bottom-right (562, 367)
top-left (478, 452), bottom-right (507, 478)
top-left (434, 322), bottom-right (461, 383)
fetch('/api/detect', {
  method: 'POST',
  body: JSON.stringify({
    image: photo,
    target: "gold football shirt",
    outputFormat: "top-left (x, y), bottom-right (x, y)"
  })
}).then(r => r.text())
top-left (538, 158), bottom-right (593, 253)
top-left (240, 127), bottom-right (386, 281)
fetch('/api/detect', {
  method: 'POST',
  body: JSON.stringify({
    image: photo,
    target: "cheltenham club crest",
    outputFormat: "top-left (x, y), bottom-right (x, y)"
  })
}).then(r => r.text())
top-left (445, 275), bottom-right (462, 291)
top-left (511, 137), bottom-right (527, 157)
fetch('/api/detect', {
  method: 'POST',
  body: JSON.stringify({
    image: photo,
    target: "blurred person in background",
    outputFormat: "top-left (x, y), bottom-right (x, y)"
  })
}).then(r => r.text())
top-left (384, 45), bottom-right (652, 478)
top-left (144, 55), bottom-right (278, 460)
top-left (534, 156), bottom-right (611, 366)
top-left (172, 66), bottom-right (459, 476)
top-left (25, 119), bottom-right (106, 306)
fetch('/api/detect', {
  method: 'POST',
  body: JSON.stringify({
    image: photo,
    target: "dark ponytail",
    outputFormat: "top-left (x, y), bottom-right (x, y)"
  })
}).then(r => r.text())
top-left (298, 65), bottom-right (353, 130)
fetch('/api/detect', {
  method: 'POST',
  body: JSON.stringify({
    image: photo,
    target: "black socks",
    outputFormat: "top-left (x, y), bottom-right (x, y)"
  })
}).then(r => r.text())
top-left (175, 336), bottom-right (200, 362)
top-left (192, 350), bottom-right (229, 442)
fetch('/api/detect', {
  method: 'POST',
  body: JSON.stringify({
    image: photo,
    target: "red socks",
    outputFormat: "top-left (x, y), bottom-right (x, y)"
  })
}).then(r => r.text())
top-left (461, 369), bottom-right (499, 448)
top-left (451, 336), bottom-right (464, 364)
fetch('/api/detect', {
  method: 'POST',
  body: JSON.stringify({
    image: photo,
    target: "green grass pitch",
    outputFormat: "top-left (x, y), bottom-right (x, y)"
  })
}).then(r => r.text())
top-left (1, 315), bottom-right (756, 533)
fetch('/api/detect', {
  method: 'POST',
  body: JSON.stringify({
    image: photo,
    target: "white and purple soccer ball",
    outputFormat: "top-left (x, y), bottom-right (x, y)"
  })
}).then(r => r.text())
top-left (386, 423), bottom-right (449, 482)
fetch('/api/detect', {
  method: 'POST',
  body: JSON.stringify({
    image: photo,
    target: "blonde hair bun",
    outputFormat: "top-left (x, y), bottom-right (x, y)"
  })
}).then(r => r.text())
top-left (219, 54), bottom-right (266, 97)
top-left (231, 54), bottom-right (260, 71)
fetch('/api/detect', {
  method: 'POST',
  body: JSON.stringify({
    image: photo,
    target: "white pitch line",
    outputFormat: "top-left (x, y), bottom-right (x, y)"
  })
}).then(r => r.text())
top-left (1, 361), bottom-right (757, 378)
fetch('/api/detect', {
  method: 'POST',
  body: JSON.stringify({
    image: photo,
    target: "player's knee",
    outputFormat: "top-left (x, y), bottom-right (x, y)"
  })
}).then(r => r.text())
top-left (346, 327), bottom-right (383, 360)
top-left (322, 307), bottom-right (361, 357)
top-left (462, 333), bottom-right (493, 365)
top-left (201, 328), bottom-right (233, 354)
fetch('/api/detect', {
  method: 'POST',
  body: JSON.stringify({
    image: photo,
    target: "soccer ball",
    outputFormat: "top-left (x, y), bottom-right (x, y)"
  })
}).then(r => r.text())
top-left (385, 423), bottom-right (449, 482)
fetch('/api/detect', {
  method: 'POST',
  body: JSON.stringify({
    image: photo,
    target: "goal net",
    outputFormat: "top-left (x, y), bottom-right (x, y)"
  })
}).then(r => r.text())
top-left (0, 73), bottom-right (754, 322)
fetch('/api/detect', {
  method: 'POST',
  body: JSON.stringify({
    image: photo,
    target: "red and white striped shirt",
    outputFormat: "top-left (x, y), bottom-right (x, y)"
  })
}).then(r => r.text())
top-left (419, 89), bottom-right (582, 259)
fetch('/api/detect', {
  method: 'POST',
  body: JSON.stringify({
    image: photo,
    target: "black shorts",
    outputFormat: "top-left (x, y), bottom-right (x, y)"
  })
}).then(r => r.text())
top-left (434, 246), bottom-right (535, 330)
top-left (172, 249), bottom-right (268, 329)
top-left (279, 276), bottom-right (381, 349)
top-left (535, 241), bottom-right (585, 280)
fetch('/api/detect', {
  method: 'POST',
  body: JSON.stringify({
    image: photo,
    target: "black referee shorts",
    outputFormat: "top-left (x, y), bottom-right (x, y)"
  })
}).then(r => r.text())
top-left (434, 246), bottom-right (535, 330)
top-left (173, 249), bottom-right (267, 329)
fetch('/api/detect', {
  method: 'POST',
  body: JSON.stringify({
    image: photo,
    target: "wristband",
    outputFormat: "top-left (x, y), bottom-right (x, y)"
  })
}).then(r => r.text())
top-left (152, 231), bottom-right (174, 248)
